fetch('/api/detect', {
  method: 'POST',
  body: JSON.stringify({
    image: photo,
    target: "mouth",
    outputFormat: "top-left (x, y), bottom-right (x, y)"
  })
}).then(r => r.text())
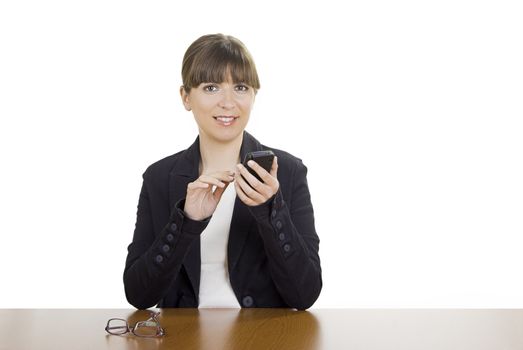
top-left (213, 116), bottom-right (239, 126)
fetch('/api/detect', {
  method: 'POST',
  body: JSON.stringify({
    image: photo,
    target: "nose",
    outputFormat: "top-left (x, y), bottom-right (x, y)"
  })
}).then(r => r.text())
top-left (218, 87), bottom-right (235, 109)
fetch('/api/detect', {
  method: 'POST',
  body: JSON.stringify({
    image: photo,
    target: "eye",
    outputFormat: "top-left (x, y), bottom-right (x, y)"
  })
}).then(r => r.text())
top-left (235, 84), bottom-right (249, 92)
top-left (203, 84), bottom-right (219, 92)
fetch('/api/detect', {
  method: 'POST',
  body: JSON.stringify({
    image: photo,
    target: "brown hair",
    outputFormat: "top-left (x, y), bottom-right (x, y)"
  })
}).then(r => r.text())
top-left (181, 34), bottom-right (260, 93)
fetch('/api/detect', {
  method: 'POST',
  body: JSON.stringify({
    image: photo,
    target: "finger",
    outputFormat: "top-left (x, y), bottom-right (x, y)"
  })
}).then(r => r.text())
top-left (213, 181), bottom-right (230, 201)
top-left (246, 159), bottom-right (278, 190)
top-left (187, 182), bottom-right (209, 190)
top-left (234, 178), bottom-right (257, 206)
top-left (206, 170), bottom-right (236, 183)
top-left (235, 169), bottom-right (265, 203)
top-left (236, 163), bottom-right (263, 191)
top-left (240, 164), bottom-right (274, 200)
top-left (197, 174), bottom-right (226, 188)
top-left (269, 156), bottom-right (278, 178)
top-left (246, 160), bottom-right (273, 184)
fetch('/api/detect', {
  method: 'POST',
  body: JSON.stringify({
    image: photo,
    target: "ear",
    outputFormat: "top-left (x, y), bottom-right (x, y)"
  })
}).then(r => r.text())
top-left (180, 86), bottom-right (191, 111)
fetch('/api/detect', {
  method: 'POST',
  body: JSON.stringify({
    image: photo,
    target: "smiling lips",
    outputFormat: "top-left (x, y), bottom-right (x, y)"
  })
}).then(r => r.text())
top-left (213, 116), bottom-right (239, 126)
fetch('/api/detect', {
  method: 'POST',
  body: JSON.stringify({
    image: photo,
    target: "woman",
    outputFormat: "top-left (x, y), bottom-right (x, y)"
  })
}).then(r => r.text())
top-left (123, 34), bottom-right (321, 310)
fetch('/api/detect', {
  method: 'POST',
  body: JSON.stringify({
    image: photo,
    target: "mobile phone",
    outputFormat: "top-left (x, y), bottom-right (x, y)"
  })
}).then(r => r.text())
top-left (242, 150), bottom-right (275, 183)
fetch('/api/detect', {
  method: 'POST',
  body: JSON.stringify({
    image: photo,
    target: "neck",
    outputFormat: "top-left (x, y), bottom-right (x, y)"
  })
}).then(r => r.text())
top-left (198, 132), bottom-right (243, 175)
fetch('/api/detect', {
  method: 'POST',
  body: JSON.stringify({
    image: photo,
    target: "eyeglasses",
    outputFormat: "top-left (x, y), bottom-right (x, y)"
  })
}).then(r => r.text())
top-left (105, 311), bottom-right (165, 337)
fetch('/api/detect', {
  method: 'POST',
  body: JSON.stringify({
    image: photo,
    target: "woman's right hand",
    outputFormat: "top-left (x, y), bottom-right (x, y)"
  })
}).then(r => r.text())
top-left (183, 171), bottom-right (235, 221)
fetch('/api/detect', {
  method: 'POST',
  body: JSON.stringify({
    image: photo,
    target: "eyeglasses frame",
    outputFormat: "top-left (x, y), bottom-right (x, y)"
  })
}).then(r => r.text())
top-left (105, 311), bottom-right (165, 337)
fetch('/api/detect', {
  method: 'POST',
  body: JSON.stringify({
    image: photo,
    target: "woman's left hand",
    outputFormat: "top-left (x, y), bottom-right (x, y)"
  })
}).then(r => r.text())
top-left (235, 157), bottom-right (279, 206)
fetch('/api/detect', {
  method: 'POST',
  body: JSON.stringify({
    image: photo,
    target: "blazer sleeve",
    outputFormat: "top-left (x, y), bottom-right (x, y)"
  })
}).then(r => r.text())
top-left (123, 174), bottom-right (210, 309)
top-left (248, 159), bottom-right (322, 310)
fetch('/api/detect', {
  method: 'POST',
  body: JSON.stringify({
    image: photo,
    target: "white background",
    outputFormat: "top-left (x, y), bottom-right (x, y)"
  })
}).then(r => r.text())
top-left (0, 0), bottom-right (522, 308)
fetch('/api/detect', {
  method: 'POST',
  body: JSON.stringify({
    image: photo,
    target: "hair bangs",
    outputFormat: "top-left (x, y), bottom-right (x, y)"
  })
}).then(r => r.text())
top-left (182, 34), bottom-right (260, 92)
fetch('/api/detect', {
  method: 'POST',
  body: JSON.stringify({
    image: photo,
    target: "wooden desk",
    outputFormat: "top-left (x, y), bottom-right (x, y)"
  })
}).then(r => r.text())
top-left (1, 309), bottom-right (522, 350)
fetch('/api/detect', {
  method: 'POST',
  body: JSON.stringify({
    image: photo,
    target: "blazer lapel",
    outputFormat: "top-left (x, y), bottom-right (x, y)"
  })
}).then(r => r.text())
top-left (169, 136), bottom-right (201, 298)
top-left (227, 131), bottom-right (263, 272)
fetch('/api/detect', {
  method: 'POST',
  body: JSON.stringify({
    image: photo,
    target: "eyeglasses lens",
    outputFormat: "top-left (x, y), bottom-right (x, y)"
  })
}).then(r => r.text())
top-left (106, 319), bottom-right (128, 335)
top-left (133, 321), bottom-right (160, 337)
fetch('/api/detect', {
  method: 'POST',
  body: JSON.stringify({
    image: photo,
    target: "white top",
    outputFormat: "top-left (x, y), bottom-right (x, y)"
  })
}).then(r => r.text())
top-left (198, 183), bottom-right (241, 308)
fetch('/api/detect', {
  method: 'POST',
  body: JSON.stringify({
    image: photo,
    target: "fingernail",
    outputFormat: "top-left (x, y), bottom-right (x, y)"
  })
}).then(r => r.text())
top-left (248, 160), bottom-right (254, 167)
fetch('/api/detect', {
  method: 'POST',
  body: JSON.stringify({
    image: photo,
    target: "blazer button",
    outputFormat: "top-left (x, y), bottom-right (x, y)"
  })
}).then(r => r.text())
top-left (170, 223), bottom-right (178, 232)
top-left (155, 255), bottom-right (164, 263)
top-left (275, 220), bottom-right (283, 230)
top-left (278, 232), bottom-right (285, 241)
top-left (242, 296), bottom-right (254, 307)
top-left (166, 233), bottom-right (174, 242)
top-left (283, 244), bottom-right (291, 252)
top-left (271, 209), bottom-right (277, 218)
top-left (162, 244), bottom-right (170, 253)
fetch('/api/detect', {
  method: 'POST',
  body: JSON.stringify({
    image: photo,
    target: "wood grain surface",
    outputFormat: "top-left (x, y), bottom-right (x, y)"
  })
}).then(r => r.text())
top-left (1, 308), bottom-right (522, 350)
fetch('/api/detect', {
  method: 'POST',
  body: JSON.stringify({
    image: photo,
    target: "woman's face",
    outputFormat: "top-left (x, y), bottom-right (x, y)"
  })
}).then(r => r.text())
top-left (181, 77), bottom-right (256, 144)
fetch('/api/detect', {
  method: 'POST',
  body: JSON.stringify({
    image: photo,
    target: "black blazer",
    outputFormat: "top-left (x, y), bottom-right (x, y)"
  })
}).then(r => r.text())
top-left (124, 131), bottom-right (322, 310)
